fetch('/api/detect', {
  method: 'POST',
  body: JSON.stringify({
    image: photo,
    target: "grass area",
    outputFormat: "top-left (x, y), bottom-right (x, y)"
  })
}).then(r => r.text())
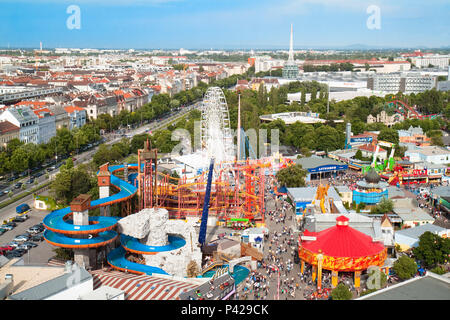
top-left (0, 181), bottom-right (52, 211)
top-left (34, 194), bottom-right (62, 211)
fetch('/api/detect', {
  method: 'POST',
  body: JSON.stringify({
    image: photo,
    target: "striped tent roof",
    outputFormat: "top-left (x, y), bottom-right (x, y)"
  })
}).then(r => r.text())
top-left (90, 270), bottom-right (199, 300)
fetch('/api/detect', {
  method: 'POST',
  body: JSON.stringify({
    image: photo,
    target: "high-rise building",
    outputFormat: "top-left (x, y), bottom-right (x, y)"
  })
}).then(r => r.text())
top-left (282, 24), bottom-right (299, 79)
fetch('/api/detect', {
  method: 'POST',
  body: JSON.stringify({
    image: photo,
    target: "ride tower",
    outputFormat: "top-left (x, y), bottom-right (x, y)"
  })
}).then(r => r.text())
top-left (71, 194), bottom-right (92, 268)
top-left (97, 163), bottom-right (111, 217)
top-left (138, 139), bottom-right (158, 210)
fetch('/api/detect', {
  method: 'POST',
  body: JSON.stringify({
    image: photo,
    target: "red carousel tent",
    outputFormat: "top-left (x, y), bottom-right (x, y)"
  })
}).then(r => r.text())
top-left (299, 215), bottom-right (387, 272)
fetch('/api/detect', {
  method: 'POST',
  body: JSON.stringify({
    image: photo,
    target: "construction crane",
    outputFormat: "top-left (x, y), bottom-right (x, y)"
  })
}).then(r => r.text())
top-left (198, 158), bottom-right (215, 247)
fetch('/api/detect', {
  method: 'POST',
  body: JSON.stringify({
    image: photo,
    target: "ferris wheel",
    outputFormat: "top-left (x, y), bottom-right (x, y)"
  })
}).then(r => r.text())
top-left (200, 87), bottom-right (234, 165)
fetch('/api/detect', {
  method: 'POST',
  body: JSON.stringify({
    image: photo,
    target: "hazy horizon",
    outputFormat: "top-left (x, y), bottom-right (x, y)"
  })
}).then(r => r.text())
top-left (1, 0), bottom-right (449, 50)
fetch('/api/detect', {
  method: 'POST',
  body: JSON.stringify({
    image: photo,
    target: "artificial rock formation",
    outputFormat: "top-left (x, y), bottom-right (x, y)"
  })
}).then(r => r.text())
top-left (117, 208), bottom-right (202, 277)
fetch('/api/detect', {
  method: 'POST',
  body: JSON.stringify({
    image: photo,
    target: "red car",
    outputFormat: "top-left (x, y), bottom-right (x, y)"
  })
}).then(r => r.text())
top-left (0, 245), bottom-right (14, 255)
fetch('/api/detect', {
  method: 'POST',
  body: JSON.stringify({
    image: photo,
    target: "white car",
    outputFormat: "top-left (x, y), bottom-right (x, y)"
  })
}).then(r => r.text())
top-left (17, 244), bottom-right (31, 251)
top-left (13, 235), bottom-right (29, 242)
top-left (26, 226), bottom-right (42, 234)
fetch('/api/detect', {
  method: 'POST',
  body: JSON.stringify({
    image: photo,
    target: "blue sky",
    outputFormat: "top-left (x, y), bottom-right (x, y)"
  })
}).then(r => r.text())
top-left (0, 0), bottom-right (449, 49)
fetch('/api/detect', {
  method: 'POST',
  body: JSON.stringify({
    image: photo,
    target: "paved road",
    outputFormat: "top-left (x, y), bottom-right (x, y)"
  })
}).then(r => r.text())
top-left (234, 176), bottom-right (305, 301)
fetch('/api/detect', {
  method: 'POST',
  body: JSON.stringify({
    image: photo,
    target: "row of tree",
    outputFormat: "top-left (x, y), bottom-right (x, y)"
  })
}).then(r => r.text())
top-left (0, 124), bottom-right (101, 176)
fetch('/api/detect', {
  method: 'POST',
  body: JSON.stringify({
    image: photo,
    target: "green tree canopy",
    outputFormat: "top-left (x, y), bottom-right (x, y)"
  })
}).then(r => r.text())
top-left (370, 197), bottom-right (393, 214)
top-left (412, 231), bottom-right (450, 268)
top-left (275, 164), bottom-right (307, 188)
top-left (377, 127), bottom-right (399, 145)
top-left (331, 283), bottom-right (352, 300)
top-left (393, 255), bottom-right (418, 280)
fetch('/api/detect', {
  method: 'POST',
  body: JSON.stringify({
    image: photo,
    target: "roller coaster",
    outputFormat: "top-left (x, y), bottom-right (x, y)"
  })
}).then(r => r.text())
top-left (386, 99), bottom-right (439, 120)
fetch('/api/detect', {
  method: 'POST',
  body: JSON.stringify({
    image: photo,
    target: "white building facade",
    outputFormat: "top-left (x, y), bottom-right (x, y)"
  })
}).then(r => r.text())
top-left (0, 106), bottom-right (39, 144)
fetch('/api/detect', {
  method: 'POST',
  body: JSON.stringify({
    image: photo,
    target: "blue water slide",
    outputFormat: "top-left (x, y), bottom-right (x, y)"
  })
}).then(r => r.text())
top-left (107, 246), bottom-right (170, 275)
top-left (121, 235), bottom-right (186, 253)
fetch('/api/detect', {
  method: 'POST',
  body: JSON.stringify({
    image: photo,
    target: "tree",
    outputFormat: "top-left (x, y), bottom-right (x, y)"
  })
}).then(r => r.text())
top-left (300, 87), bottom-right (306, 106)
top-left (310, 87), bottom-right (317, 101)
top-left (370, 198), bottom-right (393, 214)
top-left (170, 99), bottom-right (180, 109)
top-left (412, 231), bottom-right (450, 268)
top-left (331, 283), bottom-right (352, 300)
top-left (300, 147), bottom-right (312, 157)
top-left (377, 127), bottom-right (399, 145)
top-left (52, 248), bottom-right (74, 261)
top-left (393, 255), bottom-right (417, 280)
top-left (355, 149), bottom-right (363, 160)
top-left (51, 167), bottom-right (73, 204)
top-left (275, 164), bottom-right (307, 188)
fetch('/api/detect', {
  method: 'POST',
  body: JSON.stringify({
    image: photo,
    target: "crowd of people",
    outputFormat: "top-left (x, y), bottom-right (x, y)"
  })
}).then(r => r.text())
top-left (307, 171), bottom-right (361, 191)
top-left (235, 169), bottom-right (449, 301)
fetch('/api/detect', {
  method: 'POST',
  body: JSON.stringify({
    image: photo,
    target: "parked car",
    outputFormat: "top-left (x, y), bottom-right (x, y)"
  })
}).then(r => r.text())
top-left (13, 234), bottom-right (30, 242)
top-left (27, 226), bottom-right (43, 234)
top-left (14, 182), bottom-right (23, 189)
top-left (23, 241), bottom-right (38, 247)
top-left (18, 243), bottom-right (32, 250)
top-left (30, 234), bottom-right (44, 242)
top-left (5, 251), bottom-right (23, 259)
top-left (0, 228), bottom-right (8, 235)
top-left (9, 249), bottom-right (27, 257)
top-left (0, 245), bottom-right (14, 255)
top-left (13, 215), bottom-right (28, 223)
top-left (5, 241), bottom-right (20, 248)
top-left (16, 203), bottom-right (31, 214)
top-left (26, 178), bottom-right (35, 184)
top-left (1, 224), bottom-right (15, 231)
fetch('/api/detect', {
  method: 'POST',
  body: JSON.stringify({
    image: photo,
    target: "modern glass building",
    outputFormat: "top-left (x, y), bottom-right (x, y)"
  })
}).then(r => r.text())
top-left (282, 63), bottom-right (299, 79)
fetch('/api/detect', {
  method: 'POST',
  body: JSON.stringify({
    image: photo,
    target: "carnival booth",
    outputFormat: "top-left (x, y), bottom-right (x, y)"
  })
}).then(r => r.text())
top-left (298, 215), bottom-right (387, 289)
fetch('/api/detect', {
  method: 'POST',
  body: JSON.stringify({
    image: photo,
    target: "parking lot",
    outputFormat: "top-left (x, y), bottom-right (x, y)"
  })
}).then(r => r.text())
top-left (0, 208), bottom-right (55, 264)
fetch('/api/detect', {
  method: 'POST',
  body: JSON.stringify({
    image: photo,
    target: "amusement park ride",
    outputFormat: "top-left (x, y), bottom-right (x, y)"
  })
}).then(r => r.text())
top-left (386, 99), bottom-right (439, 120)
top-left (43, 87), bottom-right (278, 274)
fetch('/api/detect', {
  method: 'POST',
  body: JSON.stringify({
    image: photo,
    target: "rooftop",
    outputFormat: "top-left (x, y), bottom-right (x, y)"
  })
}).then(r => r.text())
top-left (0, 258), bottom-right (67, 298)
top-left (0, 120), bottom-right (19, 134)
top-left (358, 272), bottom-right (450, 300)
top-left (303, 213), bottom-right (382, 241)
top-left (410, 146), bottom-right (450, 156)
top-left (294, 156), bottom-right (347, 171)
top-left (80, 285), bottom-right (124, 300)
top-left (393, 207), bottom-right (435, 222)
top-left (395, 223), bottom-right (447, 239)
top-left (9, 266), bottom-right (92, 300)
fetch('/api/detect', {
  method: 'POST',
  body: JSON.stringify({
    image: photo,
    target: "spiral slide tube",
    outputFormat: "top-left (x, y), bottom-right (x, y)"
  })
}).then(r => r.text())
top-left (43, 164), bottom-right (189, 276)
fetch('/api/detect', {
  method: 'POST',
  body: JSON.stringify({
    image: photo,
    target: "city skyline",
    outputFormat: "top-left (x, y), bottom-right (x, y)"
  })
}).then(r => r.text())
top-left (1, 0), bottom-right (449, 50)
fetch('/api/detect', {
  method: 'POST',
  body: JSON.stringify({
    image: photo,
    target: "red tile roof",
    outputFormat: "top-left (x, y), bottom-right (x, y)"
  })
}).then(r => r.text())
top-left (0, 120), bottom-right (20, 134)
top-left (64, 105), bottom-right (85, 114)
top-left (358, 144), bottom-right (386, 153)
